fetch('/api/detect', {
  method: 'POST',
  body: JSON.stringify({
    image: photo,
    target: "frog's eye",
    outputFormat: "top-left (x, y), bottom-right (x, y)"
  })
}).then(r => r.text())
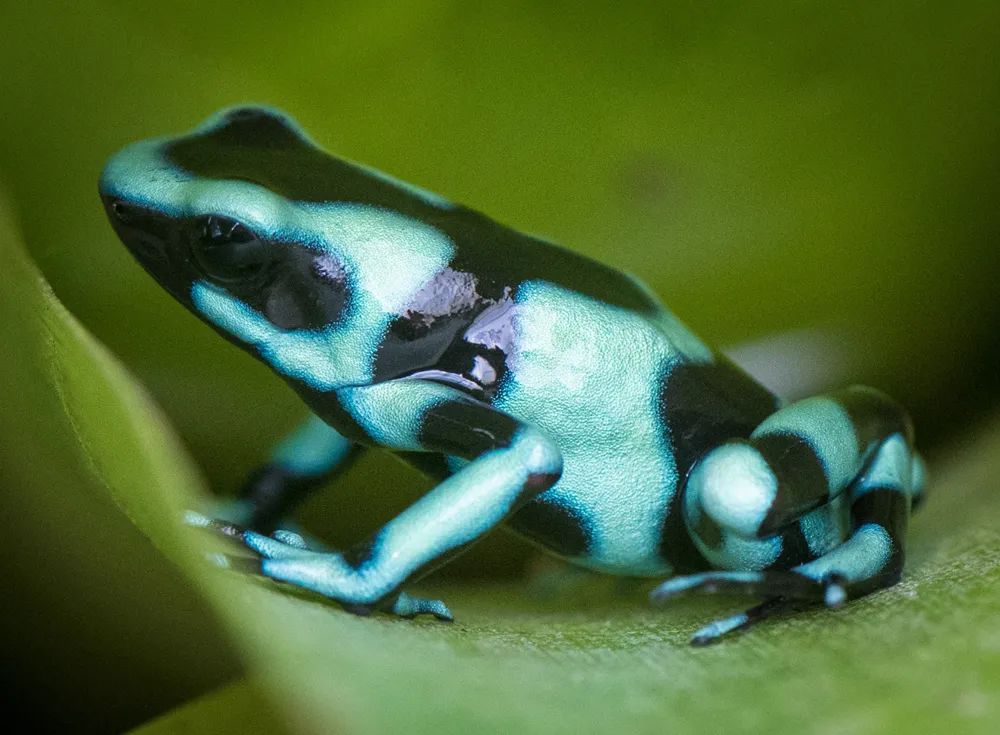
top-left (190, 215), bottom-right (272, 283)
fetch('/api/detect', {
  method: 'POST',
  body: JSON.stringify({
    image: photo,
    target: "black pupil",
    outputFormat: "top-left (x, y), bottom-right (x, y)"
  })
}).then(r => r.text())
top-left (192, 216), bottom-right (269, 282)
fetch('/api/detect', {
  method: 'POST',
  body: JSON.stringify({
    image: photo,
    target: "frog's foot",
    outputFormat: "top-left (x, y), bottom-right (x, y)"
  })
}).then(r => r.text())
top-left (651, 570), bottom-right (847, 645)
top-left (189, 515), bottom-right (453, 621)
top-left (651, 570), bottom-right (847, 608)
top-left (185, 509), bottom-right (328, 553)
top-left (186, 513), bottom-right (326, 560)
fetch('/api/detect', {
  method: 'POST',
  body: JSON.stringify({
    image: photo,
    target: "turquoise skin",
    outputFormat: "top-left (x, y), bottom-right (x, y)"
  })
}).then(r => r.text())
top-left (100, 107), bottom-right (925, 644)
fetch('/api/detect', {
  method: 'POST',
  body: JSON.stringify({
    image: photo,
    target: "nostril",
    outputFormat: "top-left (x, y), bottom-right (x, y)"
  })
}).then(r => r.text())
top-left (109, 199), bottom-right (136, 223)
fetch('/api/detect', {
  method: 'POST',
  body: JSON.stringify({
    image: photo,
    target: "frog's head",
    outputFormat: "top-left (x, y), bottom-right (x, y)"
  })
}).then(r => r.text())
top-left (99, 106), bottom-right (354, 331)
top-left (99, 106), bottom-right (456, 390)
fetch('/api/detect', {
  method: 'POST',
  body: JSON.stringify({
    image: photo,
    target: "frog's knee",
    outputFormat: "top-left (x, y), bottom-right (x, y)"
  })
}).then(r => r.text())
top-left (686, 441), bottom-right (778, 539)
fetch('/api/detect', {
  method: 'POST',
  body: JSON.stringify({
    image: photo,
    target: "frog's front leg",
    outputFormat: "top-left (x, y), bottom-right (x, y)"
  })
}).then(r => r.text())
top-left (213, 379), bottom-right (563, 619)
top-left (654, 386), bottom-right (924, 644)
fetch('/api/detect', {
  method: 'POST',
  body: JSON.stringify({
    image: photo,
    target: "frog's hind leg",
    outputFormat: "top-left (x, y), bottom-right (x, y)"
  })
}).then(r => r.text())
top-left (656, 433), bottom-right (916, 643)
top-left (653, 386), bottom-right (923, 643)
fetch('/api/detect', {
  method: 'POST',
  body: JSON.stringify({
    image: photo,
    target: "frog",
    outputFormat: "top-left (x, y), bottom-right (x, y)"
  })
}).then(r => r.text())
top-left (99, 106), bottom-right (926, 644)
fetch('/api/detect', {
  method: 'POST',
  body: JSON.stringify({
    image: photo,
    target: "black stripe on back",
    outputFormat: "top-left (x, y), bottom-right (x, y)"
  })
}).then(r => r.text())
top-left (164, 111), bottom-right (662, 314)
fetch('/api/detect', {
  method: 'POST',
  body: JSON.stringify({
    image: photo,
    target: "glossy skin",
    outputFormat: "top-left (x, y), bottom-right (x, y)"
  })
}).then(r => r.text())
top-left (100, 107), bottom-right (925, 643)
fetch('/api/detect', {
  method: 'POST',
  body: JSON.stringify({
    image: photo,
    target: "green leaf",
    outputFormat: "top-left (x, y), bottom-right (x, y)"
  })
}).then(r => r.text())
top-left (133, 680), bottom-right (286, 735)
top-left (0, 193), bottom-right (240, 729)
top-left (3, 189), bottom-right (999, 734)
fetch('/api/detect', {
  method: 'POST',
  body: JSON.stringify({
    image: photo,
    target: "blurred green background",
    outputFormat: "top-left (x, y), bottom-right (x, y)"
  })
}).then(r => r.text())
top-left (2, 1), bottom-right (999, 732)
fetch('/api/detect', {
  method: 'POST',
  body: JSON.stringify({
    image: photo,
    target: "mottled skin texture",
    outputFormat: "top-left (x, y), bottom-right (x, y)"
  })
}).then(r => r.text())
top-left (100, 107), bottom-right (925, 643)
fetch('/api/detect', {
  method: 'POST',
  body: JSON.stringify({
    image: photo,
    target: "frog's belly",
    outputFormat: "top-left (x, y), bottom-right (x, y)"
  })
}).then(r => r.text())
top-left (493, 280), bottom-right (711, 577)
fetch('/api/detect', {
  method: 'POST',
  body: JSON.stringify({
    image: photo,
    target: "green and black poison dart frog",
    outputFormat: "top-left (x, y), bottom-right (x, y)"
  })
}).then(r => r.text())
top-left (99, 106), bottom-right (926, 644)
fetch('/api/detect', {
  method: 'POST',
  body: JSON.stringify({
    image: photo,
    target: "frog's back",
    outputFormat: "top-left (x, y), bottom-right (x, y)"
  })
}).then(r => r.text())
top-left (160, 107), bottom-right (662, 316)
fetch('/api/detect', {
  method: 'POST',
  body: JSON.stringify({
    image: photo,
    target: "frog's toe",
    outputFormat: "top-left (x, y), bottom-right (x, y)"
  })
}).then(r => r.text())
top-left (184, 509), bottom-right (217, 528)
top-left (241, 529), bottom-right (312, 559)
top-left (689, 597), bottom-right (789, 646)
top-left (184, 510), bottom-right (252, 544)
top-left (190, 514), bottom-right (314, 561)
top-left (390, 592), bottom-right (454, 621)
top-left (186, 507), bottom-right (329, 553)
top-left (185, 499), bottom-right (254, 527)
top-left (650, 570), bottom-right (829, 604)
top-left (271, 521), bottom-right (331, 552)
top-left (191, 513), bottom-right (454, 622)
top-left (652, 571), bottom-right (853, 645)
top-left (272, 528), bottom-right (309, 549)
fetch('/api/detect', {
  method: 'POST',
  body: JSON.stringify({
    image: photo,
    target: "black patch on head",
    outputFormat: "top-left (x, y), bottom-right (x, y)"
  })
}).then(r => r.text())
top-left (506, 496), bottom-right (590, 558)
top-left (658, 358), bottom-right (779, 572)
top-left (191, 224), bottom-right (350, 331)
top-left (208, 107), bottom-right (309, 148)
top-left (266, 247), bottom-right (350, 330)
top-left (101, 196), bottom-right (198, 304)
top-left (103, 191), bottom-right (351, 333)
top-left (164, 111), bottom-right (665, 315)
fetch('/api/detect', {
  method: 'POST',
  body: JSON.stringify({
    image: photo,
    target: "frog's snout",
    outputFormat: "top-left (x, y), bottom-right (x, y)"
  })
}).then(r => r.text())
top-left (99, 193), bottom-right (198, 306)
top-left (101, 195), bottom-right (170, 263)
top-left (104, 196), bottom-right (144, 226)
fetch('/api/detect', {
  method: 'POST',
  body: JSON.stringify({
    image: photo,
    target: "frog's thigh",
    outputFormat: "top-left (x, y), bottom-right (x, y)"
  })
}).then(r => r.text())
top-left (653, 431), bottom-right (918, 644)
top-left (660, 431), bottom-right (916, 592)
top-left (682, 385), bottom-right (915, 571)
